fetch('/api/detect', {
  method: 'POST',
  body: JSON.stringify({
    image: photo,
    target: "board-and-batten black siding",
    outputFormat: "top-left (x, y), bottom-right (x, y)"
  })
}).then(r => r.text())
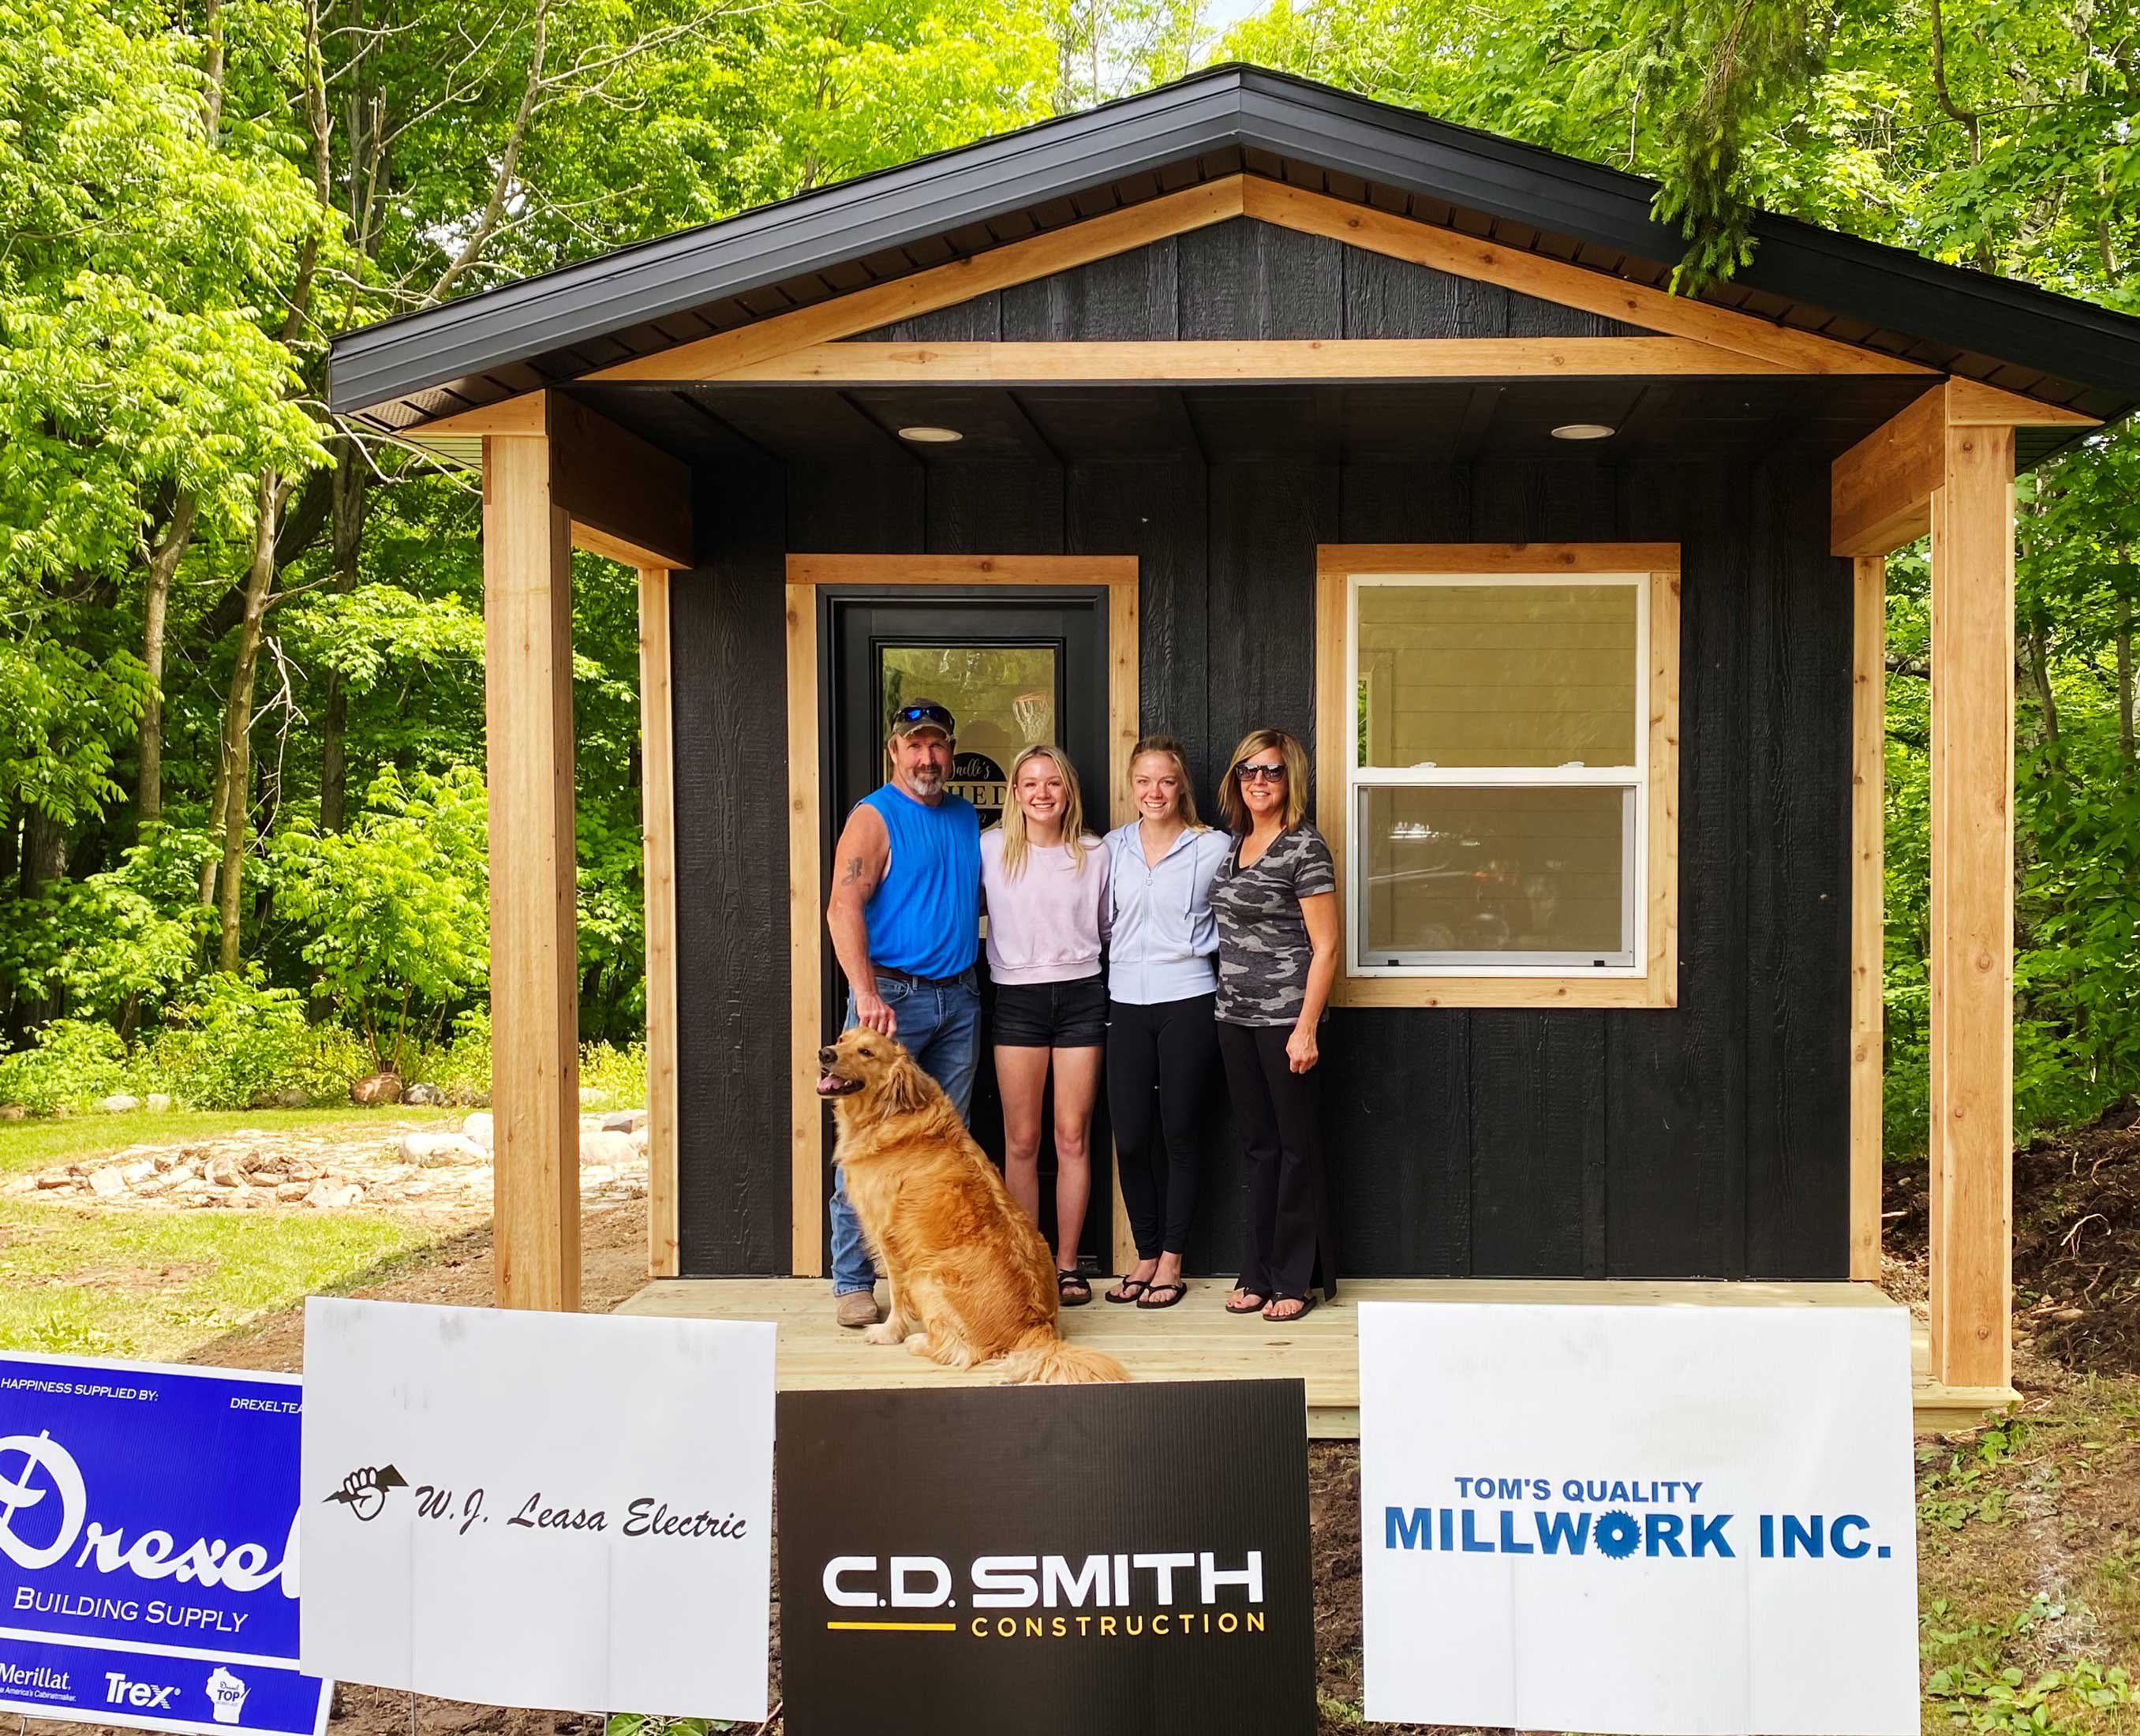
top-left (668, 219), bottom-right (1851, 1281)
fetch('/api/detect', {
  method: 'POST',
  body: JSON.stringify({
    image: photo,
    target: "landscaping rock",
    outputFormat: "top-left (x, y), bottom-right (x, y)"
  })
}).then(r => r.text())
top-left (207, 1157), bottom-right (249, 1188)
top-left (447, 1085), bottom-right (490, 1108)
top-left (303, 1180), bottom-right (365, 1210)
top-left (578, 1087), bottom-right (612, 1108)
top-left (462, 1112), bottom-right (493, 1151)
top-left (97, 1094), bottom-right (142, 1113)
top-left (350, 1072), bottom-right (402, 1106)
top-left (88, 1167), bottom-right (127, 1198)
top-left (34, 1173), bottom-right (72, 1189)
top-left (630, 1126), bottom-right (649, 1153)
top-left (0, 1105), bottom-right (25, 1121)
top-left (256, 1086), bottom-right (311, 1109)
top-left (275, 1181), bottom-right (312, 1202)
top-left (403, 1082), bottom-right (448, 1106)
top-left (145, 1094), bottom-right (172, 1113)
top-left (398, 1131), bottom-right (484, 1168)
top-left (119, 1161), bottom-right (156, 1184)
top-left (600, 1109), bottom-right (648, 1134)
top-left (579, 1129), bottom-right (636, 1166)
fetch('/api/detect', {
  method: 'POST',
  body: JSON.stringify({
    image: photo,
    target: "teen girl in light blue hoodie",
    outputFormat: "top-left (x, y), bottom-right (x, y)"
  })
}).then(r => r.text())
top-left (1100, 735), bottom-right (1232, 1311)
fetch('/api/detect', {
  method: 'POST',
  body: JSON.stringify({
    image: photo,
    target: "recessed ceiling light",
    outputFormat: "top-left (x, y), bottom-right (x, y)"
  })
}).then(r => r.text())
top-left (1551, 422), bottom-right (1616, 441)
top-left (897, 425), bottom-right (963, 443)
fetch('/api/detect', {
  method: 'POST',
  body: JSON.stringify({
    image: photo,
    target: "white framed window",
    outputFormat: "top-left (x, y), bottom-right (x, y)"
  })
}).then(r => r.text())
top-left (1315, 545), bottom-right (1679, 1010)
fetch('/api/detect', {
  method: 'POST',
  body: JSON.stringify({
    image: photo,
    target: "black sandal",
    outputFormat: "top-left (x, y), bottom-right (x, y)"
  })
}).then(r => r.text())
top-left (1263, 1294), bottom-right (1316, 1323)
top-left (1104, 1276), bottom-right (1150, 1304)
top-left (1135, 1281), bottom-right (1188, 1311)
top-left (1224, 1289), bottom-right (1268, 1315)
top-left (1057, 1270), bottom-right (1093, 1307)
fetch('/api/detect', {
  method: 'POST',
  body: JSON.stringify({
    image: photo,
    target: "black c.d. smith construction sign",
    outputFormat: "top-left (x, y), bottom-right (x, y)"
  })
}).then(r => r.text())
top-left (776, 1380), bottom-right (1314, 1736)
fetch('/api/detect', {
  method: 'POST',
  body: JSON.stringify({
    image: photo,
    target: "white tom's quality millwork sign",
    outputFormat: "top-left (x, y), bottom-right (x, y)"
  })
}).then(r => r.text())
top-left (297, 1300), bottom-right (774, 1721)
top-left (1359, 1301), bottom-right (1918, 1736)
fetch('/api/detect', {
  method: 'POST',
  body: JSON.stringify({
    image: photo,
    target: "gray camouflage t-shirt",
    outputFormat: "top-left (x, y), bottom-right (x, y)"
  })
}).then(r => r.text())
top-left (1210, 824), bottom-right (1336, 1027)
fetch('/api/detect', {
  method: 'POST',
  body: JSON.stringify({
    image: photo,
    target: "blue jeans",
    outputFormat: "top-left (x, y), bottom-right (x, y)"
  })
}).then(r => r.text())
top-left (829, 967), bottom-right (980, 1296)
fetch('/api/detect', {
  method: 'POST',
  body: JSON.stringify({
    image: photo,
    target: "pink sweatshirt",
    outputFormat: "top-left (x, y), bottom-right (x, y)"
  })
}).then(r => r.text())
top-left (979, 829), bottom-right (1109, 985)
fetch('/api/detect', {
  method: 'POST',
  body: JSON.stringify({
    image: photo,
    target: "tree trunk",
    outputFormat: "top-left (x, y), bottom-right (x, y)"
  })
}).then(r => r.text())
top-left (2025, 619), bottom-right (2060, 750)
top-left (2118, 594), bottom-right (2134, 773)
top-left (319, 440), bottom-right (367, 831)
top-left (214, 472), bottom-right (286, 973)
top-left (138, 491), bottom-right (198, 825)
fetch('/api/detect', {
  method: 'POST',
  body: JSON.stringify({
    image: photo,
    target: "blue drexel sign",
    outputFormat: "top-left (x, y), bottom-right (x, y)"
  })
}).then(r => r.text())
top-left (0, 1353), bottom-right (330, 1736)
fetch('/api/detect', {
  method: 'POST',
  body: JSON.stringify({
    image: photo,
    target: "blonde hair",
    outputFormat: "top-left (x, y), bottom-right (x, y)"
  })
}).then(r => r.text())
top-left (1218, 728), bottom-right (1311, 833)
top-left (997, 744), bottom-right (1093, 879)
top-left (1127, 734), bottom-right (1205, 829)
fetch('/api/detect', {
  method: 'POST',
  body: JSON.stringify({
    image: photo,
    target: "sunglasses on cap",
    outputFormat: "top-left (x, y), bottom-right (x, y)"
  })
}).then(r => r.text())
top-left (891, 703), bottom-right (955, 731)
top-left (1234, 760), bottom-right (1288, 783)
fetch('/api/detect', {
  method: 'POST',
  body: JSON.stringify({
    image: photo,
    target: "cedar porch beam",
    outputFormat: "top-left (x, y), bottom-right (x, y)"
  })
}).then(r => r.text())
top-left (483, 432), bottom-right (582, 1311)
top-left (700, 335), bottom-right (1797, 383)
top-left (1831, 380), bottom-right (2097, 559)
top-left (412, 394), bottom-right (694, 571)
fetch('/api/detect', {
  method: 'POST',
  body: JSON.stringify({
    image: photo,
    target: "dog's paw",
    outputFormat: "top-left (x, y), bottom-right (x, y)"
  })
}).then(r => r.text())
top-left (903, 1334), bottom-right (934, 1357)
top-left (861, 1321), bottom-right (905, 1345)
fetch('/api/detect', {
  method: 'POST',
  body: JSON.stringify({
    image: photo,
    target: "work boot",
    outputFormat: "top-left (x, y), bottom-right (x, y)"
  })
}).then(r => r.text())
top-left (835, 1290), bottom-right (881, 1329)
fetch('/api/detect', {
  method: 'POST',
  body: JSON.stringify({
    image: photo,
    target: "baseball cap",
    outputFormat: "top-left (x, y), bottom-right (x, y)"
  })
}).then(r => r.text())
top-left (889, 698), bottom-right (956, 739)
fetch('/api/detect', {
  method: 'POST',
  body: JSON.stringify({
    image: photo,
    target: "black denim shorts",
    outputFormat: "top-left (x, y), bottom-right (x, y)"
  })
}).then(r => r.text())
top-left (991, 975), bottom-right (1108, 1048)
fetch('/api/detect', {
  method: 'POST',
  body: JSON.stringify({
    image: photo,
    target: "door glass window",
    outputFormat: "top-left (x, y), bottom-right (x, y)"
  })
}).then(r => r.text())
top-left (881, 645), bottom-right (1057, 826)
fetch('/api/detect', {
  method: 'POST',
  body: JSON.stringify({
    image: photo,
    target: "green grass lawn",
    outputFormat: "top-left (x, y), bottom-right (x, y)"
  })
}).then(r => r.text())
top-left (0, 1106), bottom-right (458, 1360)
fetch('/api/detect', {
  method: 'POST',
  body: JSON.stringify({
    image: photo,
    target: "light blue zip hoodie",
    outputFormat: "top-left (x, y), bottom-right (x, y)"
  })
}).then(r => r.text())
top-left (1102, 821), bottom-right (1233, 1005)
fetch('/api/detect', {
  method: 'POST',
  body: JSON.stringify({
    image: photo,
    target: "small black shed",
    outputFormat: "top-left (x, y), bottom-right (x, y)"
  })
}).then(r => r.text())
top-left (331, 65), bottom-right (2140, 1406)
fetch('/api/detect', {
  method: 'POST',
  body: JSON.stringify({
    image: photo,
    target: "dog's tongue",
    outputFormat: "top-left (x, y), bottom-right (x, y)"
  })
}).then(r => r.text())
top-left (815, 1072), bottom-right (844, 1096)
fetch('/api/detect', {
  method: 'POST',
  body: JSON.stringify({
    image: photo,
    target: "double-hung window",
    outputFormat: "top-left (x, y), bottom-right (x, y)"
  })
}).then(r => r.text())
top-left (1315, 545), bottom-right (1679, 1008)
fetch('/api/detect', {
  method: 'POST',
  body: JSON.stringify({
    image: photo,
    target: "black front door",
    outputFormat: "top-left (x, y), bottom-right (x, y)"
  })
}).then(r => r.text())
top-left (821, 588), bottom-right (1115, 1270)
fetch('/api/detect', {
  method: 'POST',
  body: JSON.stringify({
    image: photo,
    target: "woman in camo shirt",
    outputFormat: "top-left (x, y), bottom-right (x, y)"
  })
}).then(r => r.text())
top-left (1208, 727), bottom-right (1340, 1322)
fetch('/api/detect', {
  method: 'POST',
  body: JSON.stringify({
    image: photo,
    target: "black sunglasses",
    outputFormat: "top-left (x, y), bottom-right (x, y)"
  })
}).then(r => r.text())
top-left (1233, 760), bottom-right (1288, 783)
top-left (892, 703), bottom-right (954, 729)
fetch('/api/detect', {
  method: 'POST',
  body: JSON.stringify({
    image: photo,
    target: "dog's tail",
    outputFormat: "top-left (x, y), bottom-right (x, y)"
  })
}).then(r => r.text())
top-left (997, 1326), bottom-right (1129, 1386)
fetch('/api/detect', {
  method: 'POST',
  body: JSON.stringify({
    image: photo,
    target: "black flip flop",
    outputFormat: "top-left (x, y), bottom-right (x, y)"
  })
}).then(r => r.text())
top-left (1057, 1270), bottom-right (1093, 1307)
top-left (1262, 1294), bottom-right (1317, 1323)
top-left (1135, 1281), bottom-right (1188, 1311)
top-left (1103, 1276), bottom-right (1150, 1304)
top-left (1224, 1289), bottom-right (1268, 1315)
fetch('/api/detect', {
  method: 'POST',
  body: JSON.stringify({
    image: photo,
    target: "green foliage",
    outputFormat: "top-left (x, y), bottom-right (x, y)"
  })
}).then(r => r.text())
top-left (408, 1008), bottom-right (495, 1102)
top-left (142, 976), bottom-right (369, 1110)
top-left (579, 1039), bottom-right (650, 1107)
top-left (0, 1019), bottom-right (131, 1114)
top-left (275, 766), bottom-right (490, 1072)
top-left (1921, 1598), bottom-right (2134, 1734)
top-left (604, 1713), bottom-right (730, 1736)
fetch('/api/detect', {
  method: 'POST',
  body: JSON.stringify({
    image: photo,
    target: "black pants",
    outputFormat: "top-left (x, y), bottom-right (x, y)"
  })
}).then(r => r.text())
top-left (1106, 994), bottom-right (1217, 1259)
top-left (1217, 1021), bottom-right (1337, 1303)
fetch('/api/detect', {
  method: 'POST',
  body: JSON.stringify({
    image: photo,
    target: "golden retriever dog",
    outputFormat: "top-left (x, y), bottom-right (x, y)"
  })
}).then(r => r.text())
top-left (815, 1027), bottom-right (1127, 1385)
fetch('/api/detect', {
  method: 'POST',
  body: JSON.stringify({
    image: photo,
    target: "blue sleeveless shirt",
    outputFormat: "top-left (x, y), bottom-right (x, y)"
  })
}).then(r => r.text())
top-left (859, 784), bottom-right (981, 978)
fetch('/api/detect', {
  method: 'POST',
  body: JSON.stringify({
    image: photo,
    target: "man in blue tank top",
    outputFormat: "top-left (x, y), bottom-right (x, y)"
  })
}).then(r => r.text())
top-left (822, 697), bottom-right (982, 1326)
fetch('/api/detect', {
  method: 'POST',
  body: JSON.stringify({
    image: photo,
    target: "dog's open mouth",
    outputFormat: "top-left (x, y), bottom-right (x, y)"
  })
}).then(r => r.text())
top-left (816, 1071), bottom-right (863, 1098)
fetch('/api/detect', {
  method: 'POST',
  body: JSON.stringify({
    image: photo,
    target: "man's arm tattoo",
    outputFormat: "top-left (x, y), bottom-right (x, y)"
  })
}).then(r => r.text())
top-left (839, 855), bottom-right (870, 888)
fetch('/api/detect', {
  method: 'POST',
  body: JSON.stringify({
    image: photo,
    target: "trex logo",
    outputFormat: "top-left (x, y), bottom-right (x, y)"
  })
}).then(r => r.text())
top-left (325, 1464), bottom-right (408, 1521)
top-left (105, 1671), bottom-right (178, 1710)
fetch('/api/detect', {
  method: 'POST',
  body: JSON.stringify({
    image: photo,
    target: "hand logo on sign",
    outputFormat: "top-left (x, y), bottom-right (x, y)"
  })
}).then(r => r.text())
top-left (325, 1465), bottom-right (407, 1521)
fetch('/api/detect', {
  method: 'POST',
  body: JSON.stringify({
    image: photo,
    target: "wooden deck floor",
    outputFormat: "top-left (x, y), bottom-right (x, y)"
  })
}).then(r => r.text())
top-left (615, 1276), bottom-right (2015, 1435)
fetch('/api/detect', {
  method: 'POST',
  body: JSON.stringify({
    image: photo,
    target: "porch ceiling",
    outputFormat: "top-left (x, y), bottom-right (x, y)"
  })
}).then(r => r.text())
top-left (564, 374), bottom-right (1939, 470)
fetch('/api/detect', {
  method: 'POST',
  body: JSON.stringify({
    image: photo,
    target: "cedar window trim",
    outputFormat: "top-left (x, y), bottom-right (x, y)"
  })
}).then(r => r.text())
top-left (1314, 544), bottom-right (1680, 1012)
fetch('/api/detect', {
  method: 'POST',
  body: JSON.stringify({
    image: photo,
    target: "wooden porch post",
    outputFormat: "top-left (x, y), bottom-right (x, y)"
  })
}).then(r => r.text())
top-left (484, 428), bottom-right (582, 1311)
top-left (638, 565), bottom-right (681, 1278)
top-left (1928, 421), bottom-right (2016, 1389)
top-left (1850, 555), bottom-right (1885, 1281)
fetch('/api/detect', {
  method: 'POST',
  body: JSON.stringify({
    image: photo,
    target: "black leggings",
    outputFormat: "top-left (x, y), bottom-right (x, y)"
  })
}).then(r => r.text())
top-left (1106, 994), bottom-right (1217, 1259)
top-left (1216, 1021), bottom-right (1337, 1303)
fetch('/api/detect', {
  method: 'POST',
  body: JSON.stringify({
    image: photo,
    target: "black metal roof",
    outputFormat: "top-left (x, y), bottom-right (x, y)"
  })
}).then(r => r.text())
top-left (330, 63), bottom-right (2140, 447)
